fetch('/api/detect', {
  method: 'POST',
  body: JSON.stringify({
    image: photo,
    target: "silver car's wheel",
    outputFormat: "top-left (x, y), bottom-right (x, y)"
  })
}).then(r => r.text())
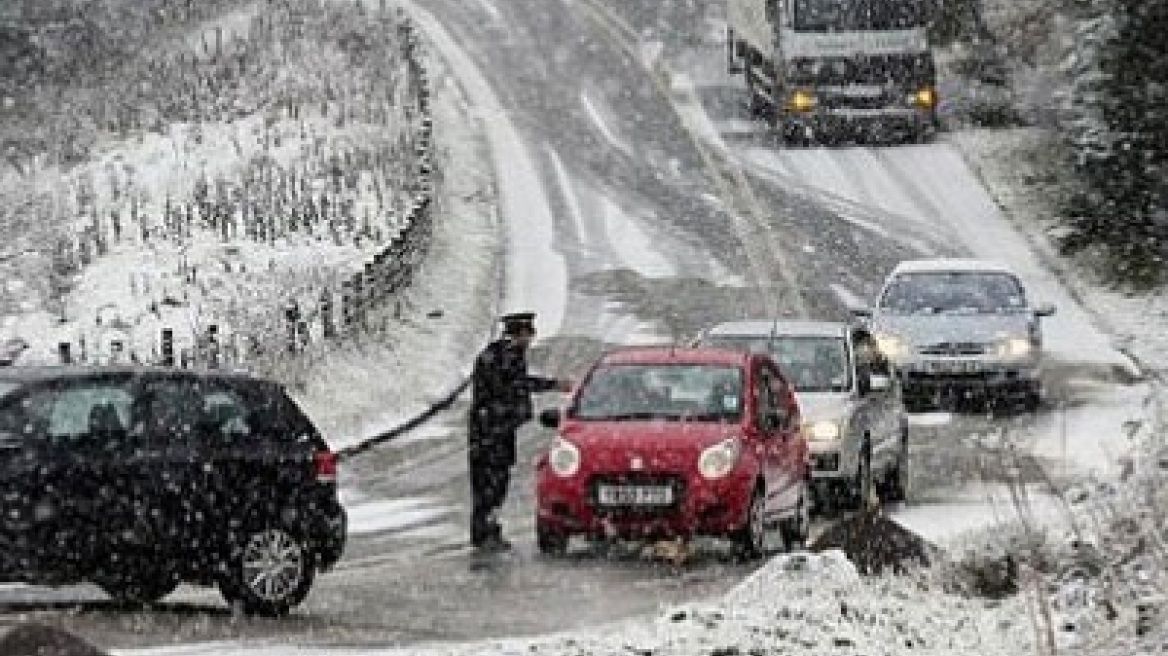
top-left (220, 526), bottom-right (315, 616)
top-left (780, 487), bottom-right (810, 551)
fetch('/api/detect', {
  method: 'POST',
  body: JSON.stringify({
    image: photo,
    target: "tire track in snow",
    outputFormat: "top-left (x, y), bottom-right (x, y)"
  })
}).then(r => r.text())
top-left (568, 0), bottom-right (809, 319)
top-left (403, 2), bottom-right (568, 335)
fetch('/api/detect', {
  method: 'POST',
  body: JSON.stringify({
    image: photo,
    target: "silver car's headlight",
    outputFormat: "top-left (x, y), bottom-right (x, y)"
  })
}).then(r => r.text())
top-left (548, 438), bottom-right (581, 477)
top-left (802, 420), bottom-right (842, 441)
top-left (996, 337), bottom-right (1033, 357)
top-left (698, 437), bottom-right (742, 480)
top-left (875, 333), bottom-right (908, 359)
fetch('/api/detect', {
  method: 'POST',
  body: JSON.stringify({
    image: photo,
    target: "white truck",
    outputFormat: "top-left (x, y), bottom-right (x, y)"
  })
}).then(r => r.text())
top-left (726, 0), bottom-right (939, 143)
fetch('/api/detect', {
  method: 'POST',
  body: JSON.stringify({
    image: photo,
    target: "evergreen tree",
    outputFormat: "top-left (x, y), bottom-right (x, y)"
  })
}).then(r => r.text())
top-left (1060, 0), bottom-right (1168, 284)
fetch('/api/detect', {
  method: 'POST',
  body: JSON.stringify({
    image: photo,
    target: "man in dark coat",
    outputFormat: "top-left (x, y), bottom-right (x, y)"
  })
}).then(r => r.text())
top-left (468, 312), bottom-right (570, 551)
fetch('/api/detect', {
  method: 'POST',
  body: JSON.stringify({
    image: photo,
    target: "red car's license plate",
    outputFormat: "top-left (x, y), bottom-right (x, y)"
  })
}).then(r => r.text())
top-left (597, 485), bottom-right (673, 506)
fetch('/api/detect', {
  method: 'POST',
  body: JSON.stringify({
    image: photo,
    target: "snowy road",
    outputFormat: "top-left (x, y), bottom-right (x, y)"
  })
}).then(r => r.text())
top-left (0, 0), bottom-right (1152, 653)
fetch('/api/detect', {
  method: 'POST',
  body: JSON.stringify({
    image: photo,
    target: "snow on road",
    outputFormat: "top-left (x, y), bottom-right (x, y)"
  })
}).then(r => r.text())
top-left (114, 551), bottom-right (1038, 656)
top-left (403, 2), bottom-right (567, 336)
top-left (755, 142), bottom-right (1134, 375)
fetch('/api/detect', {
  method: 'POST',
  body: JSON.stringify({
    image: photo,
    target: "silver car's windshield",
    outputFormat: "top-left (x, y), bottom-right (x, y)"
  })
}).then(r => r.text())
top-left (704, 335), bottom-right (850, 393)
top-left (793, 0), bottom-right (928, 31)
top-left (572, 363), bottom-right (744, 422)
top-left (879, 271), bottom-right (1028, 316)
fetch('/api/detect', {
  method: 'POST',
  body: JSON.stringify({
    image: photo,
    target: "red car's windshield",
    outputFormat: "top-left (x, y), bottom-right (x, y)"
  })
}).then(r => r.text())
top-left (571, 363), bottom-right (744, 422)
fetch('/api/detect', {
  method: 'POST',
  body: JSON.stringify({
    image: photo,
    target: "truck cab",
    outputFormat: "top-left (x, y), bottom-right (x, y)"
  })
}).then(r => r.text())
top-left (727, 0), bottom-right (938, 143)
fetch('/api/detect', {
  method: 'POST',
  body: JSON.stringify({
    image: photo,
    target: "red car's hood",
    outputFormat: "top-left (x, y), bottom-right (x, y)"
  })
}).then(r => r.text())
top-left (558, 420), bottom-right (740, 472)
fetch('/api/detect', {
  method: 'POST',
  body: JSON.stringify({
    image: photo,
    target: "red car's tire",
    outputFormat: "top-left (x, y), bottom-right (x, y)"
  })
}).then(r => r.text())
top-left (536, 524), bottom-right (569, 556)
top-left (731, 486), bottom-right (767, 561)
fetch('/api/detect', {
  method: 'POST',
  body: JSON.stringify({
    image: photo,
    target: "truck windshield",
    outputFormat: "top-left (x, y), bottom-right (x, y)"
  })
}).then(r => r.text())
top-left (793, 0), bottom-right (928, 31)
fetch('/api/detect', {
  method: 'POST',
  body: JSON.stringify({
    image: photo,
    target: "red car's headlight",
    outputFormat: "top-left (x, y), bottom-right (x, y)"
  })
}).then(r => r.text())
top-left (698, 437), bottom-right (742, 480)
top-left (548, 437), bottom-right (581, 478)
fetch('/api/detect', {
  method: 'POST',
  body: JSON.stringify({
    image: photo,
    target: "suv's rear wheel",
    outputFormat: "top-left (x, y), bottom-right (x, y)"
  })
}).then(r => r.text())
top-left (220, 525), bottom-right (315, 616)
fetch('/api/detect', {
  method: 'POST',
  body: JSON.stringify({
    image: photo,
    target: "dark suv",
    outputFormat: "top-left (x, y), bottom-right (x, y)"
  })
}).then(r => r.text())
top-left (0, 366), bottom-right (346, 616)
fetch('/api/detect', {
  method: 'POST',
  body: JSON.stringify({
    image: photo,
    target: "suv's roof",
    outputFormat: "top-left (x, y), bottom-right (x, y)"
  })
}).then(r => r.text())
top-left (0, 365), bottom-right (265, 384)
top-left (705, 320), bottom-right (848, 339)
top-left (598, 346), bottom-right (753, 367)
top-left (890, 258), bottom-right (1016, 276)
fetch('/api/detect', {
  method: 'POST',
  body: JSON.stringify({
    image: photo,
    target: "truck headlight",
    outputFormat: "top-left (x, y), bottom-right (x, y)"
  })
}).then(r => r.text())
top-left (786, 89), bottom-right (817, 112)
top-left (997, 337), bottom-right (1032, 357)
top-left (875, 334), bottom-right (907, 359)
top-left (911, 86), bottom-right (937, 108)
top-left (802, 420), bottom-right (842, 441)
top-left (698, 437), bottom-right (742, 480)
top-left (548, 438), bottom-right (580, 478)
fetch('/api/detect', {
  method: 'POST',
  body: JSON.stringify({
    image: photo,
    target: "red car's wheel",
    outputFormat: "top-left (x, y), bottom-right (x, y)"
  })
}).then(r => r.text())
top-left (731, 486), bottom-right (767, 560)
top-left (536, 523), bottom-right (569, 556)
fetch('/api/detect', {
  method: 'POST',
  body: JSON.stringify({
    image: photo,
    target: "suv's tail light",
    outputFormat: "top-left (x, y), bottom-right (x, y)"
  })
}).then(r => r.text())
top-left (314, 450), bottom-right (338, 484)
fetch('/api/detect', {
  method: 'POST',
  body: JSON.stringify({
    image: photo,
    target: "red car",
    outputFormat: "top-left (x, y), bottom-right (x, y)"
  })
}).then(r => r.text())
top-left (534, 346), bottom-right (810, 558)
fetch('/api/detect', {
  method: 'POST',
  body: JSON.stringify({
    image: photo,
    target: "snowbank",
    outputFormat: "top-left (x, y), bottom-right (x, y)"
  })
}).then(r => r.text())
top-left (116, 550), bottom-right (1042, 656)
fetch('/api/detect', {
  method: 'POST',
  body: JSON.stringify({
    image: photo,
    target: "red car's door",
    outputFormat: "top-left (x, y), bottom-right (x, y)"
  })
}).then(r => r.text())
top-left (755, 360), bottom-right (805, 519)
top-left (748, 360), bottom-right (786, 520)
top-left (773, 366), bottom-right (808, 507)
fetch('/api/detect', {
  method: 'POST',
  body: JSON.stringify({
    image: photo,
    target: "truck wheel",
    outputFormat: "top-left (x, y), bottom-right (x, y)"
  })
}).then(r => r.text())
top-left (745, 69), bottom-right (766, 118)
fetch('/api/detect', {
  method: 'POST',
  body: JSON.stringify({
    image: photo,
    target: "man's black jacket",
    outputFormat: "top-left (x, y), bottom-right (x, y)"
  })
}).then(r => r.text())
top-left (468, 338), bottom-right (558, 464)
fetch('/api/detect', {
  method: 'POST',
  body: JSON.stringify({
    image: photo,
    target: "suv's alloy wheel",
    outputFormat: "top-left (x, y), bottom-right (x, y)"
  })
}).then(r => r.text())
top-left (220, 525), bottom-right (315, 616)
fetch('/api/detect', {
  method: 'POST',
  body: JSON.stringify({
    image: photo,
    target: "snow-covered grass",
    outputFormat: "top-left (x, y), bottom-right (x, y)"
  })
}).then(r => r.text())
top-left (287, 30), bottom-right (501, 451)
top-left (0, 0), bottom-right (427, 370)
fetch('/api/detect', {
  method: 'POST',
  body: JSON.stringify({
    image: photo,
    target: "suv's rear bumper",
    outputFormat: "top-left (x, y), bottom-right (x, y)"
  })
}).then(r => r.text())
top-left (311, 505), bottom-right (347, 571)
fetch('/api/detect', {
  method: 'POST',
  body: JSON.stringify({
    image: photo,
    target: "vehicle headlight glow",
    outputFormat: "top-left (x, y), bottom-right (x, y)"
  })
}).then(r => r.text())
top-left (912, 86), bottom-right (937, 108)
top-left (997, 337), bottom-right (1033, 357)
top-left (802, 420), bottom-right (841, 441)
top-left (787, 89), bottom-right (817, 112)
top-left (698, 437), bottom-right (742, 480)
top-left (548, 437), bottom-right (580, 477)
top-left (875, 334), bottom-right (907, 359)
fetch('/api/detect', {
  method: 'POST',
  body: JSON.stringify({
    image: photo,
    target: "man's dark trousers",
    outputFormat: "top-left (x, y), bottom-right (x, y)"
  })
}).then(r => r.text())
top-left (468, 433), bottom-right (514, 546)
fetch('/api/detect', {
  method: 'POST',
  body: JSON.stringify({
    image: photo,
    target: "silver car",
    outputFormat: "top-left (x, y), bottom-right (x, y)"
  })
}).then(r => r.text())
top-left (699, 320), bottom-right (908, 513)
top-left (856, 259), bottom-right (1056, 411)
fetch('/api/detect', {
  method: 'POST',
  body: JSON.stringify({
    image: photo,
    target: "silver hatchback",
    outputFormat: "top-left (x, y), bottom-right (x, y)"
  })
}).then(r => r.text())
top-left (856, 259), bottom-right (1055, 411)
